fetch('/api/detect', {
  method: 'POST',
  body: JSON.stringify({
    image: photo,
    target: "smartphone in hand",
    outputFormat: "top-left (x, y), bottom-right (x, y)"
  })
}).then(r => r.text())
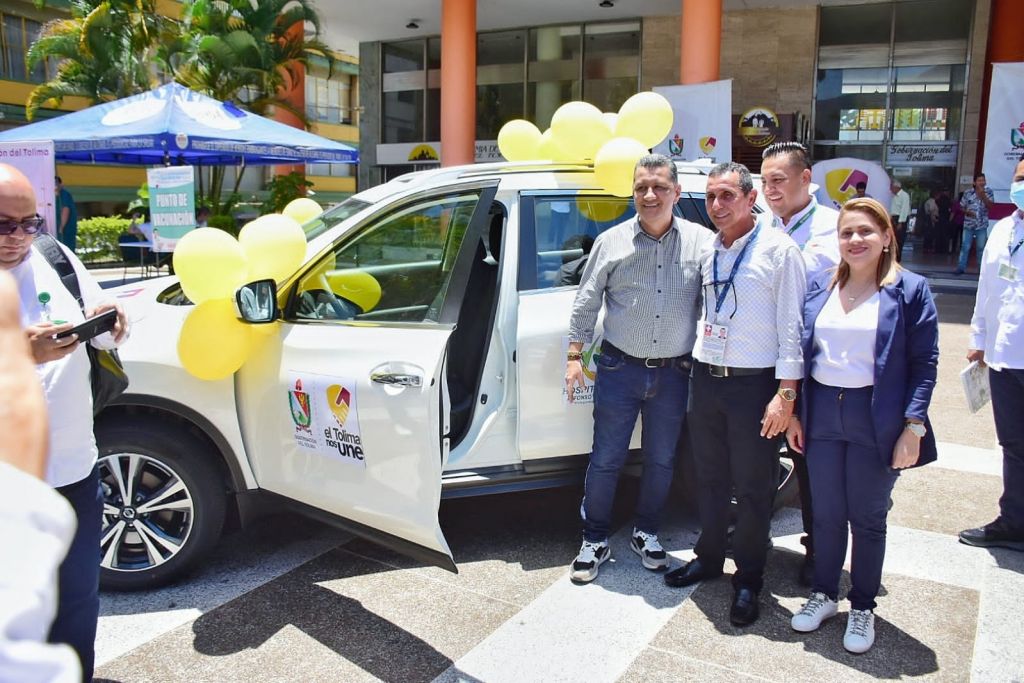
top-left (54, 309), bottom-right (117, 342)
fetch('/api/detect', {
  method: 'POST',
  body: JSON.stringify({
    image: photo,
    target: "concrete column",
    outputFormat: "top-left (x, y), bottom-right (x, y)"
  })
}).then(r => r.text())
top-left (680, 0), bottom-right (722, 84)
top-left (534, 27), bottom-right (563, 129)
top-left (441, 0), bottom-right (476, 166)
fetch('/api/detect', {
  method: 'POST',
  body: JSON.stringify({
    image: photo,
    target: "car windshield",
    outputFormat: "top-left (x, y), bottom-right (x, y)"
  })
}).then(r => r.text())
top-left (303, 197), bottom-right (372, 240)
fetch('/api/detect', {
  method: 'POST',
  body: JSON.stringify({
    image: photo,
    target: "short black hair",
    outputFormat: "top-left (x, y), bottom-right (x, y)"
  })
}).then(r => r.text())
top-left (855, 181), bottom-right (867, 191)
top-left (974, 172), bottom-right (986, 181)
top-left (55, 175), bottom-right (62, 184)
top-left (635, 153), bottom-right (678, 184)
top-left (709, 161), bottom-right (754, 195)
top-left (761, 141), bottom-right (811, 171)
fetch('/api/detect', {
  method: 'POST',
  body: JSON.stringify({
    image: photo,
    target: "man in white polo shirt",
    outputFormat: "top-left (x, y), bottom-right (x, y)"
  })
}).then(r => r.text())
top-left (759, 141), bottom-right (841, 587)
top-left (960, 156), bottom-right (1024, 552)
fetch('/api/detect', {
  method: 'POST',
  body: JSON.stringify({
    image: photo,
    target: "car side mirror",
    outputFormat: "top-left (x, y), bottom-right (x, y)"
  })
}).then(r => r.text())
top-left (235, 279), bottom-right (278, 323)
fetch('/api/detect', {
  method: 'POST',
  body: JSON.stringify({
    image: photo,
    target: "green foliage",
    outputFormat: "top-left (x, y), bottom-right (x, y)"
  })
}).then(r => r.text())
top-left (207, 214), bottom-right (237, 235)
top-left (76, 215), bottom-right (131, 263)
top-left (260, 172), bottom-right (314, 214)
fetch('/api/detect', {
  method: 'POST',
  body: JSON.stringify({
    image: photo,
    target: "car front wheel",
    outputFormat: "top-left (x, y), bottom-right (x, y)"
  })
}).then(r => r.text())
top-left (95, 420), bottom-right (226, 591)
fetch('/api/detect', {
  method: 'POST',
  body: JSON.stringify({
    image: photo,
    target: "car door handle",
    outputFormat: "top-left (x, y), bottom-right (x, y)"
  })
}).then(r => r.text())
top-left (370, 372), bottom-right (422, 388)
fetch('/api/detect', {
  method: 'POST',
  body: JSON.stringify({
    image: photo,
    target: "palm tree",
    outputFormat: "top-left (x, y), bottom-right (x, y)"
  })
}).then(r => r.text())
top-left (26, 0), bottom-right (162, 119)
top-left (159, 0), bottom-right (334, 212)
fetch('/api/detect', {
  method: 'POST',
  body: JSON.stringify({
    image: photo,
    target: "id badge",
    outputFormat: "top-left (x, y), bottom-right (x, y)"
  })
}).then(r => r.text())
top-left (998, 261), bottom-right (1018, 282)
top-left (695, 319), bottom-right (729, 365)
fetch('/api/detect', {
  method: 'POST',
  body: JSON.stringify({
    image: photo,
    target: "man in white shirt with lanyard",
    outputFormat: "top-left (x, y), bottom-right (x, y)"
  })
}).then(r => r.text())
top-left (960, 156), bottom-right (1024, 552)
top-left (759, 141), bottom-right (840, 587)
top-left (663, 162), bottom-right (806, 628)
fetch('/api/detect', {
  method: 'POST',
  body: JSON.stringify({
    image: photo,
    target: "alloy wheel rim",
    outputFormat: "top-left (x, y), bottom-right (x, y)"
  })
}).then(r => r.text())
top-left (98, 452), bottom-right (195, 573)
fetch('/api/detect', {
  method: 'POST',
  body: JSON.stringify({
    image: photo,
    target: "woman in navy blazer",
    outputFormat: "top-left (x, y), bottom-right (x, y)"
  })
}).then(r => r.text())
top-left (785, 197), bottom-right (939, 654)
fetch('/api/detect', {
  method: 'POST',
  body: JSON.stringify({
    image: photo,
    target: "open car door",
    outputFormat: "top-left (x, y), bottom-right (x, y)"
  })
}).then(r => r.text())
top-left (236, 181), bottom-right (499, 571)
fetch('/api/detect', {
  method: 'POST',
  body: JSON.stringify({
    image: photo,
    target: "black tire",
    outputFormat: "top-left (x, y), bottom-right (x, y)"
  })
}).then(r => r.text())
top-left (95, 419), bottom-right (227, 591)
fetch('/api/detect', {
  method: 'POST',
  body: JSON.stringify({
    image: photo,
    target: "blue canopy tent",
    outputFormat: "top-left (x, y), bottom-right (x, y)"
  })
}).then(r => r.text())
top-left (0, 82), bottom-right (358, 166)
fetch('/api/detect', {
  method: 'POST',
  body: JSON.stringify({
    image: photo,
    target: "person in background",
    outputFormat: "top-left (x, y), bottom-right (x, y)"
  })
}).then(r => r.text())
top-left (922, 190), bottom-right (939, 254)
top-left (758, 141), bottom-right (841, 586)
top-left (664, 162), bottom-right (805, 629)
top-left (936, 190), bottom-right (952, 255)
top-left (956, 172), bottom-right (996, 276)
top-left (566, 154), bottom-right (710, 583)
top-left (54, 177), bottom-right (78, 253)
top-left (786, 197), bottom-right (938, 654)
top-left (195, 206), bottom-right (211, 228)
top-left (0, 269), bottom-right (81, 683)
top-left (854, 182), bottom-right (868, 199)
top-left (1, 163), bottom-right (128, 682)
top-left (959, 156), bottom-right (1024, 552)
top-left (889, 180), bottom-right (910, 263)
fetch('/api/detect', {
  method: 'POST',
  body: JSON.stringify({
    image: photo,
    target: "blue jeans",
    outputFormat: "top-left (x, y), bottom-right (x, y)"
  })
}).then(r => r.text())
top-left (50, 466), bottom-right (102, 682)
top-left (805, 381), bottom-right (898, 611)
top-left (957, 226), bottom-right (988, 272)
top-left (990, 368), bottom-right (1024, 532)
top-left (581, 350), bottom-right (689, 542)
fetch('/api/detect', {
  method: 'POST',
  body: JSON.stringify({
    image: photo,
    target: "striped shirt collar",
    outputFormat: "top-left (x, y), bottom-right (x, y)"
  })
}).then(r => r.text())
top-left (631, 216), bottom-right (682, 241)
top-left (713, 221), bottom-right (758, 252)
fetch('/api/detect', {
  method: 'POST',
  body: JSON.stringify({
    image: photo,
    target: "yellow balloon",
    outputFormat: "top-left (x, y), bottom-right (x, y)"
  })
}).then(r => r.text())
top-left (178, 298), bottom-right (254, 381)
top-left (594, 137), bottom-right (648, 197)
top-left (283, 197), bottom-right (323, 225)
top-left (602, 112), bottom-right (618, 132)
top-left (498, 119), bottom-right (543, 161)
top-left (576, 196), bottom-right (629, 223)
top-left (550, 101), bottom-right (613, 161)
top-left (173, 228), bottom-right (249, 304)
top-left (615, 91), bottom-right (674, 149)
top-left (239, 213), bottom-right (308, 283)
top-left (537, 129), bottom-right (575, 162)
top-left (324, 270), bottom-right (383, 313)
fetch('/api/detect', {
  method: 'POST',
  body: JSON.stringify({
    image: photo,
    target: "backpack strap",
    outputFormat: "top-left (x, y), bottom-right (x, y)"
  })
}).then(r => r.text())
top-left (33, 234), bottom-right (86, 314)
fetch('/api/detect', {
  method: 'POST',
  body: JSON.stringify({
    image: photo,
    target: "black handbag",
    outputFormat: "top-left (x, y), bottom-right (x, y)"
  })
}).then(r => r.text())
top-left (34, 235), bottom-right (129, 414)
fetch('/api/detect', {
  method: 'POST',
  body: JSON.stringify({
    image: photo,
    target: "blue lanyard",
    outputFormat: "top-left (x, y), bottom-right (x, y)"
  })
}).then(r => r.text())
top-left (712, 225), bottom-right (760, 315)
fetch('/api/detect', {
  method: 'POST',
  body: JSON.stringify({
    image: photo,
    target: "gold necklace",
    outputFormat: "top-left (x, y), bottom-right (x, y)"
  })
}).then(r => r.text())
top-left (843, 282), bottom-right (877, 303)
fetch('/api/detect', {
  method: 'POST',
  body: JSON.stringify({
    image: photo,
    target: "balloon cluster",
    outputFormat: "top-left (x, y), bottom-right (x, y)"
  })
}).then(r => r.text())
top-left (497, 92), bottom-right (674, 196)
top-left (174, 198), bottom-right (319, 380)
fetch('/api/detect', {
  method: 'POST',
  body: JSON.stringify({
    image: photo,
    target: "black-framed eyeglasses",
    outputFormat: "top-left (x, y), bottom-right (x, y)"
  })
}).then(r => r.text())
top-left (0, 215), bottom-right (46, 235)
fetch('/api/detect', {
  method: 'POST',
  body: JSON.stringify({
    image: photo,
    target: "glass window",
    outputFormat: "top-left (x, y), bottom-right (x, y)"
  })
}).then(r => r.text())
top-left (291, 192), bottom-right (484, 323)
top-left (815, 68), bottom-right (889, 141)
top-left (890, 64), bottom-right (965, 141)
top-left (812, 144), bottom-right (885, 163)
top-left (531, 195), bottom-right (636, 289)
top-left (528, 25), bottom-right (581, 129)
top-left (382, 90), bottom-right (424, 143)
top-left (383, 40), bottom-right (424, 73)
top-left (583, 22), bottom-right (639, 114)
top-left (894, 0), bottom-right (972, 43)
top-left (477, 83), bottom-right (524, 139)
top-left (2, 14), bottom-right (29, 81)
top-left (818, 4), bottom-right (891, 47)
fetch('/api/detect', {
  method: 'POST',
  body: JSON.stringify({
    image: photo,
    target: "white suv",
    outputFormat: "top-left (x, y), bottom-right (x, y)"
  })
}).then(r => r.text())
top-left (98, 160), bottom-right (794, 590)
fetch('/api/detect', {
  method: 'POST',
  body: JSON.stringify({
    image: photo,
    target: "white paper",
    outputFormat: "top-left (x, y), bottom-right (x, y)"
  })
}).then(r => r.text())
top-left (960, 361), bottom-right (991, 414)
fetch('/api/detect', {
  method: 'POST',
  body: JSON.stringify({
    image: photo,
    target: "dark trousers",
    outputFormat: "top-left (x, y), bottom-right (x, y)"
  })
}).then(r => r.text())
top-left (688, 363), bottom-right (779, 592)
top-left (805, 381), bottom-right (898, 611)
top-left (891, 219), bottom-right (906, 263)
top-left (990, 368), bottom-right (1024, 532)
top-left (581, 350), bottom-right (689, 542)
top-left (50, 466), bottom-right (102, 682)
top-left (793, 452), bottom-right (814, 556)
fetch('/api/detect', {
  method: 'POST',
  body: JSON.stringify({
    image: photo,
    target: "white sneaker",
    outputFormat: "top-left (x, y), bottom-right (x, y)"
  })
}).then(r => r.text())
top-left (844, 609), bottom-right (876, 653)
top-left (630, 529), bottom-right (669, 571)
top-left (570, 540), bottom-right (610, 583)
top-left (791, 592), bottom-right (838, 632)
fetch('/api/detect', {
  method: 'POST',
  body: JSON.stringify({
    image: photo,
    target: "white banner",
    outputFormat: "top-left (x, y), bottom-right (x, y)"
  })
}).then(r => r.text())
top-left (811, 157), bottom-right (892, 211)
top-left (0, 140), bottom-right (56, 234)
top-left (982, 62), bottom-right (1024, 199)
top-left (653, 80), bottom-right (732, 164)
top-left (376, 141), bottom-right (503, 166)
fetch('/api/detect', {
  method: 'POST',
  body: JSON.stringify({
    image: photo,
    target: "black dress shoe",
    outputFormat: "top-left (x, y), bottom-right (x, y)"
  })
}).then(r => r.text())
top-left (730, 587), bottom-right (759, 626)
top-left (663, 559), bottom-right (723, 588)
top-left (959, 520), bottom-right (1024, 551)
top-left (798, 554), bottom-right (815, 587)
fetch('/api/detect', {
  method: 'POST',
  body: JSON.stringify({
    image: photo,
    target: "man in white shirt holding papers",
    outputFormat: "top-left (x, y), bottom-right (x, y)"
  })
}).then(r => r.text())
top-left (960, 156), bottom-right (1024, 552)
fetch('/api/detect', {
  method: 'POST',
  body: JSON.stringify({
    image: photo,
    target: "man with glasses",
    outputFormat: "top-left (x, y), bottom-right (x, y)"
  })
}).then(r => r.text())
top-left (565, 153), bottom-right (710, 583)
top-left (663, 162), bottom-right (805, 628)
top-left (1, 163), bottom-right (127, 681)
top-left (758, 141), bottom-right (841, 587)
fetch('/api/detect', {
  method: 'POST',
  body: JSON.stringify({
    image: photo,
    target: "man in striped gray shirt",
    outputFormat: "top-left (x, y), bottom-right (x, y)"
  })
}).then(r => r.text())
top-left (565, 153), bottom-right (711, 583)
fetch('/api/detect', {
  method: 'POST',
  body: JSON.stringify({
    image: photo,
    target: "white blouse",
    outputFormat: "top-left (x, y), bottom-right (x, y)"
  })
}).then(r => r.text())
top-left (811, 286), bottom-right (879, 388)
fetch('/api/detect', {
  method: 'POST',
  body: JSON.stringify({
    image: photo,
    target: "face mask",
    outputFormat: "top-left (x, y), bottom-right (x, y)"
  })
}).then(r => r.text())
top-left (1011, 180), bottom-right (1024, 212)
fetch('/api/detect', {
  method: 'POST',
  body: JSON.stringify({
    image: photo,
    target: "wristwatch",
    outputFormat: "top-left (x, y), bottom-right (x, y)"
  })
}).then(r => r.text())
top-left (777, 388), bottom-right (797, 402)
top-left (567, 351), bottom-right (583, 362)
top-left (905, 421), bottom-right (927, 437)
